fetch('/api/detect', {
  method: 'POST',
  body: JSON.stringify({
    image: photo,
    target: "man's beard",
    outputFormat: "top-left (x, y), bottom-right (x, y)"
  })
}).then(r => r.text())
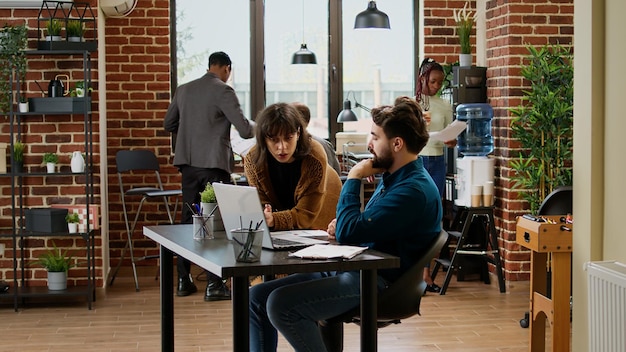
top-left (371, 146), bottom-right (393, 170)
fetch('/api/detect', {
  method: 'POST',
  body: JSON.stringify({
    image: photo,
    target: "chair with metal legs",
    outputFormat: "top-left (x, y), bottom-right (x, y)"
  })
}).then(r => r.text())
top-left (109, 150), bottom-right (182, 291)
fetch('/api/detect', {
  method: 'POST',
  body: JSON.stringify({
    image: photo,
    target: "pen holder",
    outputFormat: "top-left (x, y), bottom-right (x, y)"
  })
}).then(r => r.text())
top-left (230, 228), bottom-right (263, 262)
top-left (193, 214), bottom-right (214, 240)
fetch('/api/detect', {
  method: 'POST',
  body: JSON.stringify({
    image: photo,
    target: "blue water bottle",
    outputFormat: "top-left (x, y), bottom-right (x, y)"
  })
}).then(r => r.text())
top-left (456, 103), bottom-right (494, 156)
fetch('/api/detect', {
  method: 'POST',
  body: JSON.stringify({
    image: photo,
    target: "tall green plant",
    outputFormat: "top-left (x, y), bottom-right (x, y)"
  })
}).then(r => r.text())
top-left (509, 44), bottom-right (573, 214)
top-left (0, 23), bottom-right (28, 114)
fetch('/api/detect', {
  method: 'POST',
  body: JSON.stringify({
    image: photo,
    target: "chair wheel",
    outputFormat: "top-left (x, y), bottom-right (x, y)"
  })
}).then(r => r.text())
top-left (519, 318), bottom-right (529, 328)
top-left (519, 311), bottom-right (530, 328)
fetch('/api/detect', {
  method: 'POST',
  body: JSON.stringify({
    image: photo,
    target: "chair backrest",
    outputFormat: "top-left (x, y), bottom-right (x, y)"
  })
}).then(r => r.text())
top-left (116, 150), bottom-right (161, 173)
top-left (376, 229), bottom-right (449, 320)
top-left (537, 186), bottom-right (573, 216)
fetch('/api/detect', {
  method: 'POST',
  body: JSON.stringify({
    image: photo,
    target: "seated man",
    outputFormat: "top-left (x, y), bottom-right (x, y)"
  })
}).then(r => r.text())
top-left (249, 96), bottom-right (442, 351)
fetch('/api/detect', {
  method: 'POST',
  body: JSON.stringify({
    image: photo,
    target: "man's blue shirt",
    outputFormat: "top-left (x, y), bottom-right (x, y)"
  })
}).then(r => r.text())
top-left (335, 157), bottom-right (442, 282)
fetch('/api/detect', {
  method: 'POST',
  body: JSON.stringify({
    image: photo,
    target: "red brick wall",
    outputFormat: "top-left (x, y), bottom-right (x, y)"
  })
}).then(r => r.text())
top-left (423, 0), bottom-right (573, 281)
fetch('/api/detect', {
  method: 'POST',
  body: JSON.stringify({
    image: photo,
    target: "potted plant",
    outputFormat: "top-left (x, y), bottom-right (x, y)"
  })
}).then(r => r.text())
top-left (31, 242), bottom-right (76, 290)
top-left (45, 19), bottom-right (62, 41)
top-left (65, 212), bottom-right (80, 233)
top-left (0, 23), bottom-right (28, 114)
top-left (200, 182), bottom-right (224, 231)
top-left (18, 95), bottom-right (28, 113)
top-left (453, 2), bottom-right (476, 67)
top-left (65, 20), bottom-right (83, 42)
top-left (12, 140), bottom-right (24, 173)
top-left (509, 44), bottom-right (573, 214)
top-left (70, 81), bottom-right (92, 97)
top-left (43, 152), bottom-right (58, 173)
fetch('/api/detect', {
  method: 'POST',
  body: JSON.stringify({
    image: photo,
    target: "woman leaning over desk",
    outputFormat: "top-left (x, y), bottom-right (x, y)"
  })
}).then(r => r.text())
top-left (244, 102), bottom-right (342, 231)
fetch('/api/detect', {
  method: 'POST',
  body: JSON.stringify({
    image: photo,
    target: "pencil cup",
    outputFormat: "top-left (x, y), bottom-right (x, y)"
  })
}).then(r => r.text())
top-left (192, 214), bottom-right (214, 240)
top-left (230, 228), bottom-right (264, 262)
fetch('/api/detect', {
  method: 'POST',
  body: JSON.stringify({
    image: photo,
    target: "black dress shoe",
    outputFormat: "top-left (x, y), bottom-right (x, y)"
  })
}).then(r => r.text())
top-left (425, 283), bottom-right (441, 293)
top-left (177, 276), bottom-right (197, 297)
top-left (204, 279), bottom-right (231, 301)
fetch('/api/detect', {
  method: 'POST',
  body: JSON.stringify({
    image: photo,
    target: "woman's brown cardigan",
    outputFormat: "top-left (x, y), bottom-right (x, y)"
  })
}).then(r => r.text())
top-left (244, 139), bottom-right (342, 231)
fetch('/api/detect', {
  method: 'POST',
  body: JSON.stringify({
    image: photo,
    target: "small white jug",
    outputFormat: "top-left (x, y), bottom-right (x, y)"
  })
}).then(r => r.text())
top-left (71, 151), bottom-right (85, 173)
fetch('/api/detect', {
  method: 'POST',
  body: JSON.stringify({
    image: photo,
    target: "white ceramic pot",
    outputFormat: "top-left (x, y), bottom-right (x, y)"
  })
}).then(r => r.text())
top-left (459, 53), bottom-right (472, 67)
top-left (47, 271), bottom-right (67, 290)
top-left (18, 102), bottom-right (29, 113)
top-left (68, 222), bottom-right (78, 233)
top-left (46, 162), bottom-right (56, 173)
top-left (68, 36), bottom-right (82, 42)
top-left (201, 202), bottom-right (224, 231)
top-left (45, 35), bottom-right (62, 42)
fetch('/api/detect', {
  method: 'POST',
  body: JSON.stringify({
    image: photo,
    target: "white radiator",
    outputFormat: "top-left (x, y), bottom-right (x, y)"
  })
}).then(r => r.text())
top-left (586, 261), bottom-right (626, 352)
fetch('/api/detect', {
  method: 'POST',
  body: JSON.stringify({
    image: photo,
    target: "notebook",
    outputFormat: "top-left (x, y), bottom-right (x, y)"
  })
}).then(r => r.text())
top-left (212, 183), bottom-right (329, 250)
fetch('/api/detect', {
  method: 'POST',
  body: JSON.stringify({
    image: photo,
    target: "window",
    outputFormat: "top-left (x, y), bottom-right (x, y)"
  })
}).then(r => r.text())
top-left (173, 0), bottom-right (418, 143)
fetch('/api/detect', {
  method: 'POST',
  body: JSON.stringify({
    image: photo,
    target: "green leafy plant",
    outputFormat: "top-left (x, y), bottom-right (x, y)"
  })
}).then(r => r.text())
top-left (45, 19), bottom-right (62, 36)
top-left (453, 2), bottom-right (476, 55)
top-left (70, 81), bottom-right (93, 97)
top-left (65, 212), bottom-right (80, 224)
top-left (12, 140), bottom-right (24, 163)
top-left (200, 182), bottom-right (216, 203)
top-left (0, 23), bottom-right (28, 114)
top-left (31, 242), bottom-right (75, 272)
top-left (509, 44), bottom-right (573, 214)
top-left (43, 152), bottom-right (58, 164)
top-left (65, 20), bottom-right (83, 38)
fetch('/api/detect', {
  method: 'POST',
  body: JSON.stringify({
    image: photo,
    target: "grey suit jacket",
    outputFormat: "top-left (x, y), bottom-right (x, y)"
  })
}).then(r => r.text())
top-left (164, 72), bottom-right (255, 173)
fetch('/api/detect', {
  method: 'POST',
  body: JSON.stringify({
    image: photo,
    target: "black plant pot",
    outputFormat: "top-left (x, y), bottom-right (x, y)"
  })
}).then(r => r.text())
top-left (12, 161), bottom-right (23, 174)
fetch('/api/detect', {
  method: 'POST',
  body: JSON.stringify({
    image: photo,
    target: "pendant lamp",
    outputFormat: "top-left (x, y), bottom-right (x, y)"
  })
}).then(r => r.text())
top-left (354, 1), bottom-right (390, 29)
top-left (337, 99), bottom-right (358, 122)
top-left (292, 0), bottom-right (317, 64)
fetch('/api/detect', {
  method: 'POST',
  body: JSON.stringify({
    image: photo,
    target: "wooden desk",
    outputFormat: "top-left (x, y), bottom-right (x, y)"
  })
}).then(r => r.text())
top-left (143, 224), bottom-right (400, 352)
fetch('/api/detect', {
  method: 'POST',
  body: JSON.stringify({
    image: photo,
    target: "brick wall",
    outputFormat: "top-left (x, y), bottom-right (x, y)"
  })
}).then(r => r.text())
top-left (423, 0), bottom-right (573, 281)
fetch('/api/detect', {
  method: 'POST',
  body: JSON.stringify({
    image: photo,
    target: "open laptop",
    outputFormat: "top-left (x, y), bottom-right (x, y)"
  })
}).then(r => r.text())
top-left (213, 183), bottom-right (329, 250)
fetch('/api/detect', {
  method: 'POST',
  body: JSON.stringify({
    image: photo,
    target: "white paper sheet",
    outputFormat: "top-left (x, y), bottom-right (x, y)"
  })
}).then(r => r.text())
top-left (429, 120), bottom-right (467, 142)
top-left (230, 129), bottom-right (256, 157)
top-left (288, 244), bottom-right (368, 260)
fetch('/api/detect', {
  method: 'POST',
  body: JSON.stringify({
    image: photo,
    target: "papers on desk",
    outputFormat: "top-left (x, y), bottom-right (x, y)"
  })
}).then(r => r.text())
top-left (429, 120), bottom-right (467, 142)
top-left (230, 129), bottom-right (256, 157)
top-left (289, 244), bottom-right (368, 260)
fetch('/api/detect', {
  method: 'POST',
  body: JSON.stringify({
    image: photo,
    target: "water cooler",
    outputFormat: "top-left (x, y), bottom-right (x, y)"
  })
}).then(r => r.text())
top-left (454, 103), bottom-right (494, 207)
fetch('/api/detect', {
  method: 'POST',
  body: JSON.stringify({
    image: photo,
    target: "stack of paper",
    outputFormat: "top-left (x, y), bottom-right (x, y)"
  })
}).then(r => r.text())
top-left (288, 244), bottom-right (367, 260)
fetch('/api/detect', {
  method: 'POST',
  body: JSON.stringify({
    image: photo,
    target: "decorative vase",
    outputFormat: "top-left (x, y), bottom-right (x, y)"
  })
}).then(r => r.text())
top-left (18, 102), bottom-right (28, 113)
top-left (47, 271), bottom-right (67, 290)
top-left (459, 53), bottom-right (472, 67)
top-left (71, 151), bottom-right (85, 173)
top-left (46, 162), bottom-right (55, 173)
top-left (68, 222), bottom-right (78, 233)
top-left (201, 202), bottom-right (224, 231)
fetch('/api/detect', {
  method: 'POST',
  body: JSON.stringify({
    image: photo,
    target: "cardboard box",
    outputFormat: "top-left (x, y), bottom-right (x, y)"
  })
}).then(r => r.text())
top-left (516, 215), bottom-right (573, 252)
top-left (25, 208), bottom-right (68, 233)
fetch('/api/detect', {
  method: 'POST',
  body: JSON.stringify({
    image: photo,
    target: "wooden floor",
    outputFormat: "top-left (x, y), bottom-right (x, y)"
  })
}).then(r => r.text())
top-left (0, 268), bottom-right (535, 352)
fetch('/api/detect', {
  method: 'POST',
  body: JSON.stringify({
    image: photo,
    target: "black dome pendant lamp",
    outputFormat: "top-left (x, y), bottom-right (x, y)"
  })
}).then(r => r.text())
top-left (292, 0), bottom-right (317, 64)
top-left (354, 1), bottom-right (391, 29)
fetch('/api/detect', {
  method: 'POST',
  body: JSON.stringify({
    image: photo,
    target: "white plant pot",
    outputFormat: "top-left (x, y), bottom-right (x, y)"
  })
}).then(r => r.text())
top-left (18, 102), bottom-right (29, 113)
top-left (46, 162), bottom-right (56, 173)
top-left (45, 35), bottom-right (62, 42)
top-left (459, 53), bottom-right (473, 67)
top-left (47, 271), bottom-right (67, 290)
top-left (201, 202), bottom-right (224, 231)
top-left (68, 36), bottom-right (82, 42)
top-left (68, 222), bottom-right (78, 233)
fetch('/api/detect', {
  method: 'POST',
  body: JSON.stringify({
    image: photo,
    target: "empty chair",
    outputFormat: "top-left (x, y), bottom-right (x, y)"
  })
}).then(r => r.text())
top-left (109, 150), bottom-right (182, 291)
top-left (319, 230), bottom-right (448, 352)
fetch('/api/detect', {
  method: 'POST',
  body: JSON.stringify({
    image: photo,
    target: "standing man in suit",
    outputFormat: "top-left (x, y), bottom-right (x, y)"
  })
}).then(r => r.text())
top-left (164, 51), bottom-right (255, 301)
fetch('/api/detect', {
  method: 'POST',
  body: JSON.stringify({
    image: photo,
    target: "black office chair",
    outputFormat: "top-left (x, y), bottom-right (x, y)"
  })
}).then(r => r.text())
top-left (319, 230), bottom-right (448, 352)
top-left (109, 150), bottom-right (182, 291)
top-left (519, 185), bottom-right (572, 328)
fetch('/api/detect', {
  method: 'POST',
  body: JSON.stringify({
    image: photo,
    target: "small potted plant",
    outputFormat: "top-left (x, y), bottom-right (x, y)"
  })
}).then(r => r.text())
top-left (18, 95), bottom-right (28, 113)
top-left (65, 20), bottom-right (83, 42)
top-left (31, 242), bottom-right (76, 290)
top-left (45, 19), bottom-right (62, 41)
top-left (453, 2), bottom-right (476, 66)
top-left (12, 140), bottom-right (25, 173)
top-left (70, 81), bottom-right (92, 97)
top-left (200, 182), bottom-right (224, 230)
top-left (65, 212), bottom-right (80, 233)
top-left (43, 152), bottom-right (58, 173)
